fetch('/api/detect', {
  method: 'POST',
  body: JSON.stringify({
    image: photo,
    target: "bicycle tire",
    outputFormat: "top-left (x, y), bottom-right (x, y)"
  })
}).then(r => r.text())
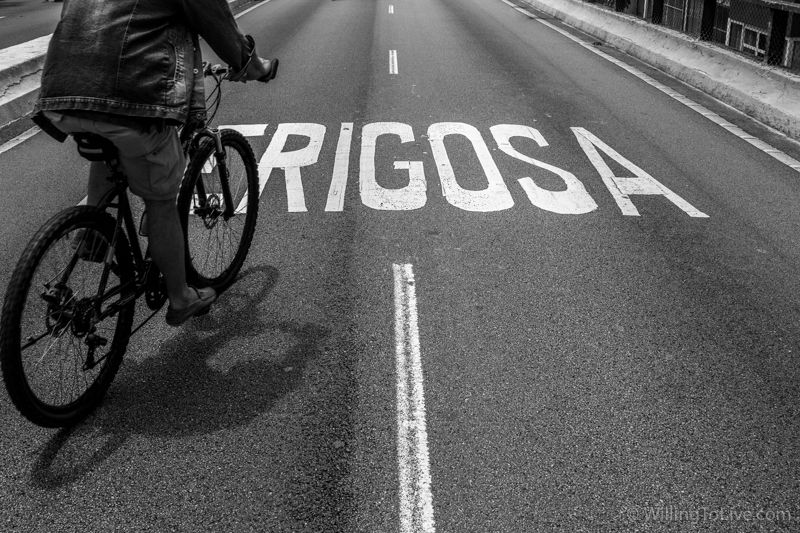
top-left (178, 129), bottom-right (259, 292)
top-left (0, 206), bottom-right (136, 427)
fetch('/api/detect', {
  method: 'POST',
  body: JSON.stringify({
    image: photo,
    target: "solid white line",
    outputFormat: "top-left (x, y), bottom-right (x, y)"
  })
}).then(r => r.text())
top-left (235, 0), bottom-right (276, 18)
top-left (0, 126), bottom-right (39, 156)
top-left (504, 1), bottom-right (800, 175)
top-left (393, 263), bottom-right (435, 533)
top-left (390, 50), bottom-right (399, 75)
top-left (325, 122), bottom-right (353, 212)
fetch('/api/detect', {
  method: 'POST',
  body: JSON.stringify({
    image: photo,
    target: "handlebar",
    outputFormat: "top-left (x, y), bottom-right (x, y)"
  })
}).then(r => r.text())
top-left (203, 62), bottom-right (229, 78)
top-left (202, 59), bottom-right (278, 83)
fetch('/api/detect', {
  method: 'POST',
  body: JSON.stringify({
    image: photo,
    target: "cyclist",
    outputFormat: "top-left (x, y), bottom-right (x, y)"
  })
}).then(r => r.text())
top-left (32, 0), bottom-right (277, 326)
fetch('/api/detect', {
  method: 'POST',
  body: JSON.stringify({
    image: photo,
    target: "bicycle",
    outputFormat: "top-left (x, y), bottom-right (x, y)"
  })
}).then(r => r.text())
top-left (0, 62), bottom-right (261, 427)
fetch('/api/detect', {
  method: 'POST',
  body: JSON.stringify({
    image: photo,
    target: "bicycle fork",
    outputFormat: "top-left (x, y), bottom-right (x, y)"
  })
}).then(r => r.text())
top-left (194, 130), bottom-right (235, 222)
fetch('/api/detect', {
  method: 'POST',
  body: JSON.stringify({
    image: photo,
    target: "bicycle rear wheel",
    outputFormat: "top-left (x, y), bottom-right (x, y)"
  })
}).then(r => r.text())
top-left (178, 129), bottom-right (259, 292)
top-left (0, 207), bottom-right (135, 427)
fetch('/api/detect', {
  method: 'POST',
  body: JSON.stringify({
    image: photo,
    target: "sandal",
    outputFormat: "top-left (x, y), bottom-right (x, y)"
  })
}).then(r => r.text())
top-left (165, 287), bottom-right (217, 326)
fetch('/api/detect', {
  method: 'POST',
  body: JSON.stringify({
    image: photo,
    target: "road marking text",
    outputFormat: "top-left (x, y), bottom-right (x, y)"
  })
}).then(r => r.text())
top-left (249, 122), bottom-right (709, 217)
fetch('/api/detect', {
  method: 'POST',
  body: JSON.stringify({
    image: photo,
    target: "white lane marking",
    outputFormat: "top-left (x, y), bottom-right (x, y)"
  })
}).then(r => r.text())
top-left (217, 123), bottom-right (268, 137)
top-left (389, 5), bottom-right (395, 13)
top-left (427, 122), bottom-right (515, 211)
top-left (502, 0), bottom-right (800, 174)
top-left (0, 126), bottom-right (39, 156)
top-left (390, 50), bottom-right (399, 75)
top-left (360, 122), bottom-right (427, 210)
top-left (573, 127), bottom-right (709, 217)
top-left (491, 124), bottom-right (598, 214)
top-left (393, 263), bottom-right (435, 533)
top-left (325, 122), bottom-right (354, 211)
top-left (236, 0), bottom-right (276, 17)
top-left (258, 122), bottom-right (326, 212)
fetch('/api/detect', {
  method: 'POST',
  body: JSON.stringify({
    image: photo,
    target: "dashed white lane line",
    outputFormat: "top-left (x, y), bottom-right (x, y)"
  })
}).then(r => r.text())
top-left (501, 0), bottom-right (800, 174)
top-left (393, 263), bottom-right (436, 533)
top-left (235, 0), bottom-right (276, 17)
top-left (390, 49), bottom-right (399, 75)
top-left (389, 4), bottom-right (395, 13)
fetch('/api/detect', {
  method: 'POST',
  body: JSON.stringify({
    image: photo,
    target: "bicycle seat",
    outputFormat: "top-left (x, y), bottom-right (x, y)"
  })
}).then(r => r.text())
top-left (73, 133), bottom-right (119, 162)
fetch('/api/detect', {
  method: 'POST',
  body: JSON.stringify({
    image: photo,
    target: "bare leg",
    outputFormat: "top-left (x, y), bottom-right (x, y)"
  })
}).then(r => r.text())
top-left (143, 198), bottom-right (197, 308)
top-left (87, 161), bottom-right (116, 205)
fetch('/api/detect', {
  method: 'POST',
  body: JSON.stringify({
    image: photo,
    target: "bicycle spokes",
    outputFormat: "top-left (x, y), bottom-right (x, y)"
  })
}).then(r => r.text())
top-left (14, 224), bottom-right (124, 408)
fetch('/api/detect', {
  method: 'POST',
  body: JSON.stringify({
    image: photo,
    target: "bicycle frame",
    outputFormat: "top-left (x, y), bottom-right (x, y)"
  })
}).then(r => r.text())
top-left (50, 63), bottom-right (239, 345)
top-left (76, 168), bottom-right (152, 326)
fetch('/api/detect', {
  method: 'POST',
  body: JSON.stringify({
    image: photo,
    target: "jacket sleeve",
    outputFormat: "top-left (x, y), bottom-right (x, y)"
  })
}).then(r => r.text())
top-left (178, 0), bottom-right (252, 71)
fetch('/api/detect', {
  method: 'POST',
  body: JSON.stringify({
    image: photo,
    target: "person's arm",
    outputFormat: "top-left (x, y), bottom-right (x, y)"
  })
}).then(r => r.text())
top-left (179, 0), bottom-right (271, 80)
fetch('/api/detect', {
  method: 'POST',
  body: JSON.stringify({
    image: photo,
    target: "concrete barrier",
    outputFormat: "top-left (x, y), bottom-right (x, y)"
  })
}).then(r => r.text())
top-left (521, 0), bottom-right (800, 140)
top-left (0, 35), bottom-right (49, 139)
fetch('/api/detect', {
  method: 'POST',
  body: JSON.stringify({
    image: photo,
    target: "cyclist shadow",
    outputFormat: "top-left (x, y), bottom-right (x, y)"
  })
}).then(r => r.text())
top-left (31, 265), bottom-right (329, 489)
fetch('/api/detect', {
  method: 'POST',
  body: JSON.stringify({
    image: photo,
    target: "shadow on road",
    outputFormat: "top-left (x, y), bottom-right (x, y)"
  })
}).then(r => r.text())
top-left (30, 264), bottom-right (330, 489)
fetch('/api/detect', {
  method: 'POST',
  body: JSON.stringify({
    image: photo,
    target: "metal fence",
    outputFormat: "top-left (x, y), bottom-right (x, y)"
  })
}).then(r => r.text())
top-left (584, 0), bottom-right (800, 71)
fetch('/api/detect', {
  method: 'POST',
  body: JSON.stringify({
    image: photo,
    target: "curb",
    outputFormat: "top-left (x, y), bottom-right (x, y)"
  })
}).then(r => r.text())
top-left (521, 0), bottom-right (800, 140)
top-left (0, 0), bottom-right (258, 142)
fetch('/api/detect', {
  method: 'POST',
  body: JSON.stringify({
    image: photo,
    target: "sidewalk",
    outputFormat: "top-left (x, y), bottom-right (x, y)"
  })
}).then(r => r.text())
top-left (521, 0), bottom-right (800, 141)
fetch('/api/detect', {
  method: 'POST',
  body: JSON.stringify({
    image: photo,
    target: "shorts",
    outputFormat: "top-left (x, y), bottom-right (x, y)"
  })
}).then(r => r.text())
top-left (44, 111), bottom-right (185, 202)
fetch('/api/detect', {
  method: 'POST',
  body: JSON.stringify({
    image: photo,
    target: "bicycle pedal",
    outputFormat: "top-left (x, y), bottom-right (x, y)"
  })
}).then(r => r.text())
top-left (85, 333), bottom-right (108, 348)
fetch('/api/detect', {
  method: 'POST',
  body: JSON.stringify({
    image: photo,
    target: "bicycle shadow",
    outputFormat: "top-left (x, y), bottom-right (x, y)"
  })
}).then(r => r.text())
top-left (30, 265), bottom-right (329, 489)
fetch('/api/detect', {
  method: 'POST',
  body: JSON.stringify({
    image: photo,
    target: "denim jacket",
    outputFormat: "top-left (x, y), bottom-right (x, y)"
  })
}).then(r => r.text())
top-left (35, 0), bottom-right (253, 125)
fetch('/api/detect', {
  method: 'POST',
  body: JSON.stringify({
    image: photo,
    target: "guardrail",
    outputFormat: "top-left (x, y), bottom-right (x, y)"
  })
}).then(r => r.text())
top-left (582, 0), bottom-right (800, 71)
top-left (519, 0), bottom-right (800, 140)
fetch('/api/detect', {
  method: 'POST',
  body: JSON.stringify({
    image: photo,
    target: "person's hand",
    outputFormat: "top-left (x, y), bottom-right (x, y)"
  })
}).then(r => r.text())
top-left (244, 57), bottom-right (279, 83)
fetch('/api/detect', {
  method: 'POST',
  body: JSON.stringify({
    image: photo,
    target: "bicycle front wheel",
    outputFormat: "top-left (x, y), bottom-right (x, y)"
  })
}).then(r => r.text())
top-left (178, 129), bottom-right (259, 292)
top-left (0, 207), bottom-right (136, 427)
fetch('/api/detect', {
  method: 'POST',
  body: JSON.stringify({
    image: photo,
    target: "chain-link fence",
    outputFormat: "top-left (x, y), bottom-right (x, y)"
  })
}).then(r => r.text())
top-left (580, 0), bottom-right (800, 72)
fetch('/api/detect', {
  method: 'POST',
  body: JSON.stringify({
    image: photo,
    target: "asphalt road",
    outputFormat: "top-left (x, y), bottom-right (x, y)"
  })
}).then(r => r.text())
top-left (0, 0), bottom-right (60, 50)
top-left (1, 0), bottom-right (800, 531)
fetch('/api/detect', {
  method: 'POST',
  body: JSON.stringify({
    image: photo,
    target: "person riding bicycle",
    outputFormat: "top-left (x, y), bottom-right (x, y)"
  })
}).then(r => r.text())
top-left (32, 0), bottom-right (277, 326)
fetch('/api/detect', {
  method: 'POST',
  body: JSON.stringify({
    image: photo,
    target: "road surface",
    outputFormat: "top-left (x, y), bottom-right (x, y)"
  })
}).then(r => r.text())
top-left (1, 0), bottom-right (799, 531)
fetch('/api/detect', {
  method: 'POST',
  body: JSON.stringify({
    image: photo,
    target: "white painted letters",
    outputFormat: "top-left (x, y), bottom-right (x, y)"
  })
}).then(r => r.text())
top-left (259, 123), bottom-right (326, 212)
top-left (491, 124), bottom-right (597, 215)
top-left (325, 123), bottom-right (354, 212)
top-left (360, 123), bottom-right (427, 210)
top-left (572, 127), bottom-right (708, 218)
top-left (236, 121), bottom-right (707, 218)
top-left (428, 123), bottom-right (514, 212)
